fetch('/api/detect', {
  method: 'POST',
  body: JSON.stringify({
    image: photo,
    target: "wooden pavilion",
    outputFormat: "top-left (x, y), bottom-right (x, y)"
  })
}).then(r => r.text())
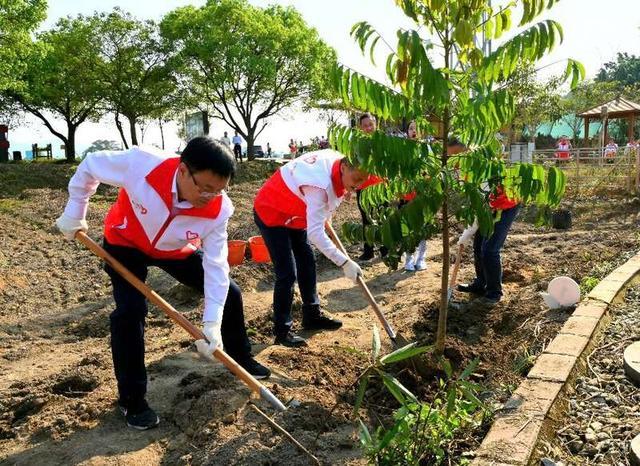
top-left (578, 96), bottom-right (640, 144)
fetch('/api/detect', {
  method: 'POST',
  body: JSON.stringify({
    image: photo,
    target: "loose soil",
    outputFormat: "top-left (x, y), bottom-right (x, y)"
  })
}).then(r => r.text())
top-left (1, 160), bottom-right (639, 465)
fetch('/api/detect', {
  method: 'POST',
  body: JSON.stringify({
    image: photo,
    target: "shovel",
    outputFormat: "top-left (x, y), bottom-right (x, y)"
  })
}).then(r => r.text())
top-left (75, 231), bottom-right (286, 412)
top-left (325, 223), bottom-right (412, 348)
top-left (447, 244), bottom-right (463, 300)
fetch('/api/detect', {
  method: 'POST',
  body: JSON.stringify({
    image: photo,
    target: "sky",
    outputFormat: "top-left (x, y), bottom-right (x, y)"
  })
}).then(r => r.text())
top-left (9, 0), bottom-right (640, 157)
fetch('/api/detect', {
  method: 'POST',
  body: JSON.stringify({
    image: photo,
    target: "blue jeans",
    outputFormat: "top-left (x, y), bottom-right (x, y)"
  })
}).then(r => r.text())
top-left (254, 211), bottom-right (321, 336)
top-left (471, 205), bottom-right (520, 300)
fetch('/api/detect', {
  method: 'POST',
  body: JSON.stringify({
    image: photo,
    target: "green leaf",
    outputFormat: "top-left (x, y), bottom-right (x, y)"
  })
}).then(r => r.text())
top-left (358, 419), bottom-right (373, 447)
top-left (354, 372), bottom-right (369, 414)
top-left (380, 342), bottom-right (433, 365)
top-left (459, 358), bottom-right (479, 380)
top-left (380, 371), bottom-right (418, 404)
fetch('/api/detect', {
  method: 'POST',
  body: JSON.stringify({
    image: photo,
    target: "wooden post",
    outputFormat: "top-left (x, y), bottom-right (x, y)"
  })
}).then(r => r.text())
top-left (629, 114), bottom-right (635, 141)
top-left (584, 117), bottom-right (590, 146)
top-left (576, 148), bottom-right (580, 198)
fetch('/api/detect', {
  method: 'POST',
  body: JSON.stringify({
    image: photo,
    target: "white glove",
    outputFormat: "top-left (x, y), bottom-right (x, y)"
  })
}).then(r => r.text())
top-left (342, 259), bottom-right (363, 284)
top-left (457, 221), bottom-right (479, 247)
top-left (195, 321), bottom-right (222, 360)
top-left (55, 213), bottom-right (88, 240)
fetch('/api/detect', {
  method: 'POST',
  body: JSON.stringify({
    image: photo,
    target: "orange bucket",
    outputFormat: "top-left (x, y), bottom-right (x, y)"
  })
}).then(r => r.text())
top-left (248, 236), bottom-right (271, 263)
top-left (227, 240), bottom-right (247, 266)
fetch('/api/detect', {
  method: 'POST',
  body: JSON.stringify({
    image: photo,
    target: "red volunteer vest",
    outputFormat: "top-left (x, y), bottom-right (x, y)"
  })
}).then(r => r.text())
top-left (254, 159), bottom-right (345, 229)
top-left (489, 186), bottom-right (519, 211)
top-left (104, 157), bottom-right (223, 259)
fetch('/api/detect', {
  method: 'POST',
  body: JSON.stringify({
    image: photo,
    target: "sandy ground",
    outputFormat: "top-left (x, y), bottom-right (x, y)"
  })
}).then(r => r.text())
top-left (1, 161), bottom-right (639, 465)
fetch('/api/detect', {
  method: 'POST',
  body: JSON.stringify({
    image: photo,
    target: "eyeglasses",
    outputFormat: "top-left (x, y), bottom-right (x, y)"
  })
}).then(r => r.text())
top-left (185, 165), bottom-right (224, 199)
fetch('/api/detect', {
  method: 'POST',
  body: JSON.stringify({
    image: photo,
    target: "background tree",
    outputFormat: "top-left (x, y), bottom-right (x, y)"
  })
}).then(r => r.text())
top-left (4, 15), bottom-right (104, 161)
top-left (0, 0), bottom-right (47, 94)
top-left (509, 63), bottom-right (564, 143)
top-left (161, 0), bottom-right (336, 159)
top-left (559, 80), bottom-right (619, 143)
top-left (95, 8), bottom-right (179, 149)
top-left (0, 0), bottom-right (47, 127)
top-left (596, 52), bottom-right (640, 88)
top-left (331, 0), bottom-right (582, 353)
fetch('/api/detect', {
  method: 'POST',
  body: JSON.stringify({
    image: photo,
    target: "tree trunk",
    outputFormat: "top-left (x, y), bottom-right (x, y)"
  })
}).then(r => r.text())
top-left (65, 124), bottom-right (76, 162)
top-left (129, 116), bottom-right (139, 146)
top-left (159, 118), bottom-right (165, 150)
top-left (246, 131), bottom-right (255, 161)
top-left (436, 105), bottom-right (451, 355)
top-left (203, 111), bottom-right (210, 136)
top-left (436, 43), bottom-right (452, 356)
top-left (115, 113), bottom-right (129, 149)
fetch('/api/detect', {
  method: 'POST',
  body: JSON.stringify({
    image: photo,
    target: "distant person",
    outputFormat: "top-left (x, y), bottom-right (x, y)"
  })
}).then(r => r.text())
top-left (54, 137), bottom-right (270, 430)
top-left (555, 136), bottom-right (571, 161)
top-left (232, 132), bottom-right (243, 163)
top-left (319, 136), bottom-right (329, 150)
top-left (625, 138), bottom-right (638, 155)
top-left (402, 120), bottom-right (427, 271)
top-left (220, 131), bottom-right (231, 149)
top-left (355, 113), bottom-right (387, 261)
top-left (604, 138), bottom-right (618, 163)
top-left (288, 139), bottom-right (297, 159)
top-left (253, 150), bottom-right (369, 347)
top-left (266, 142), bottom-right (272, 158)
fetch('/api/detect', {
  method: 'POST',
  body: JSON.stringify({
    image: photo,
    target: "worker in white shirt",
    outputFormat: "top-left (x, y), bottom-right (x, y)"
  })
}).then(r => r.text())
top-left (232, 132), bottom-right (243, 163)
top-left (220, 131), bottom-right (231, 149)
top-left (253, 150), bottom-right (368, 347)
top-left (55, 137), bottom-right (269, 431)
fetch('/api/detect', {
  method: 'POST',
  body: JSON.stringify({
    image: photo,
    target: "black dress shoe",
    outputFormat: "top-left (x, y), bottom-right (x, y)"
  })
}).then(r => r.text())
top-left (457, 283), bottom-right (485, 294)
top-left (302, 312), bottom-right (343, 331)
top-left (238, 357), bottom-right (271, 379)
top-left (274, 331), bottom-right (308, 347)
top-left (358, 251), bottom-right (374, 261)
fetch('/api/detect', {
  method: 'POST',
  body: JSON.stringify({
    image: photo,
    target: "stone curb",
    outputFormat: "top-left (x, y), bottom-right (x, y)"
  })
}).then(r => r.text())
top-left (623, 341), bottom-right (640, 386)
top-left (471, 251), bottom-right (640, 465)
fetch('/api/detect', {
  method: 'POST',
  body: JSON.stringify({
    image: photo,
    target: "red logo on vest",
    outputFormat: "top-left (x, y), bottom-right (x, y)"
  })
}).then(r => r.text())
top-left (186, 231), bottom-right (199, 241)
top-left (131, 199), bottom-right (148, 214)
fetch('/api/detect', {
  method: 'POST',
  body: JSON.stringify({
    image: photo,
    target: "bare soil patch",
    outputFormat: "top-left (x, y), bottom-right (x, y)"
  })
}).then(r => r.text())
top-left (1, 161), bottom-right (638, 464)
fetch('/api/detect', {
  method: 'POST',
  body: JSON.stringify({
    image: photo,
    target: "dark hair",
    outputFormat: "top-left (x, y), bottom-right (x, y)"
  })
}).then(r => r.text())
top-left (181, 136), bottom-right (236, 179)
top-left (359, 113), bottom-right (375, 125)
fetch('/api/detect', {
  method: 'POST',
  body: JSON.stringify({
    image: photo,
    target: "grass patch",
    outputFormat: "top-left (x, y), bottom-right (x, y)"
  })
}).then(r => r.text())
top-left (0, 160), bottom-right (78, 197)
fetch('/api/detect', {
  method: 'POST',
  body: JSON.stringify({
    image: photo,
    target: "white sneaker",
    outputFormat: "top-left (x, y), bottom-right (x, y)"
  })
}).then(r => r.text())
top-left (404, 256), bottom-right (415, 271)
top-left (414, 259), bottom-right (427, 270)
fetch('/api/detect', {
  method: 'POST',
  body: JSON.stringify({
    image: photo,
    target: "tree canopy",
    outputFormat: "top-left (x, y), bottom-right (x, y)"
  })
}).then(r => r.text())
top-left (94, 8), bottom-right (179, 148)
top-left (6, 14), bottom-right (104, 160)
top-left (161, 0), bottom-right (336, 158)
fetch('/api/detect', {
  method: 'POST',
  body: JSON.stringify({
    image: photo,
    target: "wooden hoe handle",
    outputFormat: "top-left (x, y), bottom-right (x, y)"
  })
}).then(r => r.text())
top-left (324, 223), bottom-right (397, 340)
top-left (75, 231), bottom-right (286, 411)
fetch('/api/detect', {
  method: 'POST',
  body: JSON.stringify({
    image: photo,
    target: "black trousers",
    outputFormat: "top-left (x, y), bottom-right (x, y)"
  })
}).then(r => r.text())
top-left (103, 240), bottom-right (252, 408)
top-left (254, 212), bottom-right (320, 336)
top-left (356, 189), bottom-right (388, 257)
top-left (233, 144), bottom-right (242, 162)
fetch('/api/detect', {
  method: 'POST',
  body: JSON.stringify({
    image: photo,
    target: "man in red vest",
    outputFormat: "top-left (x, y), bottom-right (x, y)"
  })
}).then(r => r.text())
top-left (55, 137), bottom-right (270, 430)
top-left (254, 150), bottom-right (368, 347)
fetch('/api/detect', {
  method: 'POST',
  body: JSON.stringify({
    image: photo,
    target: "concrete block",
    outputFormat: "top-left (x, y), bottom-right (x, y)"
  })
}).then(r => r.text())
top-left (559, 315), bottom-right (599, 338)
top-left (528, 353), bottom-right (577, 383)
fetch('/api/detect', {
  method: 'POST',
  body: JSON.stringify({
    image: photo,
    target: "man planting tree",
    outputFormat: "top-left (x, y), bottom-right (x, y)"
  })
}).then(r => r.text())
top-left (55, 137), bottom-right (270, 430)
top-left (254, 149), bottom-right (369, 347)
